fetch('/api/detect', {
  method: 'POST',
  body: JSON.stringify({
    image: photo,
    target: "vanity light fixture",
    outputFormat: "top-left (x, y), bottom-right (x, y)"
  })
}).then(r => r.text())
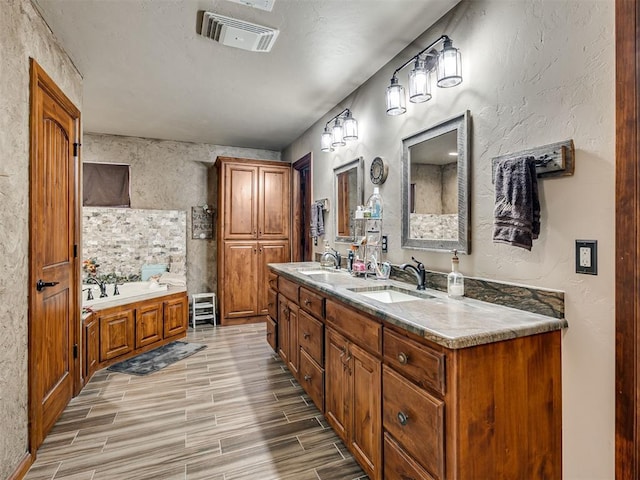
top-left (320, 108), bottom-right (358, 152)
top-left (386, 35), bottom-right (462, 115)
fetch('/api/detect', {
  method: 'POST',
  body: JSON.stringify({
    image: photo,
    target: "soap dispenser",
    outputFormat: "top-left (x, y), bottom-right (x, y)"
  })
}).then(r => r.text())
top-left (447, 249), bottom-right (464, 299)
top-left (366, 187), bottom-right (383, 219)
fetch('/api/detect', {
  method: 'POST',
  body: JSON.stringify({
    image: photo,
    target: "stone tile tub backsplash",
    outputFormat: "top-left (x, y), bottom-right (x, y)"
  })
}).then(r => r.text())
top-left (83, 207), bottom-right (186, 280)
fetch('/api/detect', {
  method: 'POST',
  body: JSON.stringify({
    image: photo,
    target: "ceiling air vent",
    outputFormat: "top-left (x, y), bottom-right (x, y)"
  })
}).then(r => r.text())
top-left (199, 11), bottom-right (279, 53)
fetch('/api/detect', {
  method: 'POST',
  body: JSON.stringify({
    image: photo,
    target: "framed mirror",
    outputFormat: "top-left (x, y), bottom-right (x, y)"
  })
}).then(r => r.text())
top-left (401, 111), bottom-right (471, 253)
top-left (334, 157), bottom-right (364, 243)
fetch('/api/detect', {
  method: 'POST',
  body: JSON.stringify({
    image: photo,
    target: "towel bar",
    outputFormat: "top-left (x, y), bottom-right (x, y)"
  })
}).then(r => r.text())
top-left (491, 139), bottom-right (575, 181)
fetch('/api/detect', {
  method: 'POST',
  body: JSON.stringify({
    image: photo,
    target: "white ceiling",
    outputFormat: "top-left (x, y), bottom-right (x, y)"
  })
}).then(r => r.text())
top-left (34, 0), bottom-right (459, 151)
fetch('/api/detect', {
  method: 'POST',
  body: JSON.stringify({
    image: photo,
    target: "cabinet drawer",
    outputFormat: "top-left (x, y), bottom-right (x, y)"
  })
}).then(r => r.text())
top-left (384, 433), bottom-right (436, 480)
top-left (278, 276), bottom-right (299, 303)
top-left (300, 348), bottom-right (324, 413)
top-left (325, 299), bottom-right (381, 355)
top-left (268, 272), bottom-right (278, 291)
top-left (298, 309), bottom-right (323, 365)
top-left (267, 288), bottom-right (278, 319)
top-left (299, 286), bottom-right (325, 320)
top-left (384, 329), bottom-right (445, 395)
top-left (383, 365), bottom-right (444, 480)
top-left (266, 315), bottom-right (277, 351)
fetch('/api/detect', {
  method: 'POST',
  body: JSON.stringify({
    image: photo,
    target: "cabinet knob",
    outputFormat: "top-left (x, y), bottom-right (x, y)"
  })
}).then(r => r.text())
top-left (398, 352), bottom-right (409, 365)
top-left (397, 411), bottom-right (409, 426)
top-left (303, 299), bottom-right (311, 306)
top-left (303, 332), bottom-right (310, 339)
top-left (304, 374), bottom-right (312, 382)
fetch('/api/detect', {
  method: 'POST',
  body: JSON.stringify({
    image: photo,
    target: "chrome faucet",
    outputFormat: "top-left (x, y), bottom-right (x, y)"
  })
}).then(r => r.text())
top-left (401, 257), bottom-right (427, 290)
top-left (320, 249), bottom-right (342, 269)
top-left (86, 276), bottom-right (108, 298)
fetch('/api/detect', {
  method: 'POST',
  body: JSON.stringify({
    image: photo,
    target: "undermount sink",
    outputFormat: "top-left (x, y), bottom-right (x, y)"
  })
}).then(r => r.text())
top-left (348, 285), bottom-right (434, 304)
top-left (298, 269), bottom-right (339, 275)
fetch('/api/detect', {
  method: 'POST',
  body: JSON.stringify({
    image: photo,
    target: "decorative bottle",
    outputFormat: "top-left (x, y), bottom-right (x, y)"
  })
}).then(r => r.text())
top-left (447, 249), bottom-right (464, 298)
top-left (366, 187), bottom-right (383, 219)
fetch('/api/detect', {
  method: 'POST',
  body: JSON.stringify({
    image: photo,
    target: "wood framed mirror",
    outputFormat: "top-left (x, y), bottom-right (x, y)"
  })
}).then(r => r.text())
top-left (401, 111), bottom-right (471, 253)
top-left (334, 157), bottom-right (364, 243)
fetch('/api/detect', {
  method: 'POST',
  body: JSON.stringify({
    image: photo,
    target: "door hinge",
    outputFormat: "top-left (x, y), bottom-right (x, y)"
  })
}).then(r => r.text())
top-left (73, 142), bottom-right (81, 157)
top-left (73, 244), bottom-right (78, 258)
top-left (73, 344), bottom-right (78, 359)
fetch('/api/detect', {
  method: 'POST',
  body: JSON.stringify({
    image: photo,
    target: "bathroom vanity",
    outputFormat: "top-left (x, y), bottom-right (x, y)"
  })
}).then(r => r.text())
top-left (268, 262), bottom-right (566, 480)
top-left (82, 287), bottom-right (188, 383)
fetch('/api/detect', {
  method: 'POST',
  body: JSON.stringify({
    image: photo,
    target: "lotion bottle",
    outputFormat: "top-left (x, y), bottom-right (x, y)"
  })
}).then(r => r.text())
top-left (447, 249), bottom-right (464, 299)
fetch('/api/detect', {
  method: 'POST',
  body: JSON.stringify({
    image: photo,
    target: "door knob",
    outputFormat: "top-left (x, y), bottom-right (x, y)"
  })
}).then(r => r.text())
top-left (36, 279), bottom-right (59, 291)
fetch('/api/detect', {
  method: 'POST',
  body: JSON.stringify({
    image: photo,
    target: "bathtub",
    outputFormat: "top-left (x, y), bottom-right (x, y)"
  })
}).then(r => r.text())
top-left (82, 281), bottom-right (169, 307)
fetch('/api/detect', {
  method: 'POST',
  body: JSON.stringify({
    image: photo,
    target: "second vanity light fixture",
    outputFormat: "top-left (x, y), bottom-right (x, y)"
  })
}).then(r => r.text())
top-left (320, 108), bottom-right (358, 153)
top-left (386, 35), bottom-right (462, 115)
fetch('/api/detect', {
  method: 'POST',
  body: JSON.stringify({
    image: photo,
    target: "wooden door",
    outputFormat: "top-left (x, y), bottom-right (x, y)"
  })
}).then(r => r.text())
top-left (258, 166), bottom-right (290, 239)
top-left (292, 154), bottom-right (312, 262)
top-left (99, 307), bottom-right (135, 362)
top-left (258, 241), bottom-right (290, 315)
top-left (325, 328), bottom-right (351, 443)
top-left (223, 242), bottom-right (259, 319)
top-left (616, 0), bottom-right (640, 477)
top-left (350, 342), bottom-right (382, 480)
top-left (223, 163), bottom-right (258, 239)
top-left (136, 301), bottom-right (163, 348)
top-left (164, 295), bottom-right (188, 337)
top-left (29, 60), bottom-right (80, 451)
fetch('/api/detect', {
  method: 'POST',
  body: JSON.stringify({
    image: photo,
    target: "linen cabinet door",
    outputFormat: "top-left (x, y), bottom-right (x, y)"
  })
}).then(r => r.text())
top-left (350, 342), bottom-right (382, 480)
top-left (324, 327), bottom-right (351, 443)
top-left (258, 165), bottom-right (290, 239)
top-left (223, 163), bottom-right (258, 239)
top-left (223, 241), bottom-right (259, 319)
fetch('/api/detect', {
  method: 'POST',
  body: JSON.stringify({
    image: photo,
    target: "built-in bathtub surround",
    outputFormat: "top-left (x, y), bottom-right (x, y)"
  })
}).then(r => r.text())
top-left (82, 207), bottom-right (186, 281)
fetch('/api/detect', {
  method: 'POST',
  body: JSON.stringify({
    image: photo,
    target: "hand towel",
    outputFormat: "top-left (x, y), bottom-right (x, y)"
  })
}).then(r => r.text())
top-left (493, 156), bottom-right (540, 250)
top-left (310, 201), bottom-right (325, 238)
top-left (316, 202), bottom-right (325, 236)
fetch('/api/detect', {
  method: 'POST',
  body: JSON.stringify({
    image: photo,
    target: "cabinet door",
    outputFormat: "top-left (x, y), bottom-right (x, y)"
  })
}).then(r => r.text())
top-left (266, 315), bottom-right (277, 351)
top-left (99, 307), bottom-right (135, 362)
top-left (84, 315), bottom-right (99, 381)
top-left (350, 342), bottom-right (382, 480)
top-left (258, 166), bottom-right (290, 239)
top-left (164, 295), bottom-right (188, 338)
top-left (287, 302), bottom-right (299, 377)
top-left (325, 327), bottom-right (351, 443)
top-left (136, 300), bottom-right (163, 348)
top-left (278, 296), bottom-right (290, 365)
top-left (223, 163), bottom-right (258, 239)
top-left (223, 242), bottom-right (259, 318)
top-left (258, 241), bottom-right (290, 315)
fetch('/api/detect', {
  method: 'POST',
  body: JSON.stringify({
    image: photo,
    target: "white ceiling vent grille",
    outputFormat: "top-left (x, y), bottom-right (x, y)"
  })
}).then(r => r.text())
top-left (200, 12), bottom-right (279, 52)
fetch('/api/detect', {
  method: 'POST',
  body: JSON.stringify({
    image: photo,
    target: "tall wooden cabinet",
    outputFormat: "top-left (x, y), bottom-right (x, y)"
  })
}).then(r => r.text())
top-left (217, 157), bottom-right (291, 325)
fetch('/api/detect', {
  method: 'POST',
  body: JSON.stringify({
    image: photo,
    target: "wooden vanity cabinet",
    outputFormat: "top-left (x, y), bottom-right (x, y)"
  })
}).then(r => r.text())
top-left (278, 296), bottom-right (299, 377)
top-left (217, 157), bottom-right (291, 325)
top-left (136, 300), bottom-right (163, 348)
top-left (164, 295), bottom-right (188, 338)
top-left (325, 299), bottom-right (383, 480)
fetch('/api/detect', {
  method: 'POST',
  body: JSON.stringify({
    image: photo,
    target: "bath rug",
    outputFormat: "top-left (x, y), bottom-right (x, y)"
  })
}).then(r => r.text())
top-left (107, 341), bottom-right (206, 376)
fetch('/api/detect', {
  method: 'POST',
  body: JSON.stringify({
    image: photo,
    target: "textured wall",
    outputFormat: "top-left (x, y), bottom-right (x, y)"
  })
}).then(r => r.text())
top-left (0, 0), bottom-right (83, 477)
top-left (282, 1), bottom-right (615, 477)
top-left (82, 207), bottom-right (186, 280)
top-left (82, 134), bottom-right (280, 295)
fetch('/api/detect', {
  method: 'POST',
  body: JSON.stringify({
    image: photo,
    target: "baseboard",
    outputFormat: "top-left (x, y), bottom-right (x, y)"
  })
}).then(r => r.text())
top-left (220, 316), bottom-right (266, 326)
top-left (8, 451), bottom-right (33, 480)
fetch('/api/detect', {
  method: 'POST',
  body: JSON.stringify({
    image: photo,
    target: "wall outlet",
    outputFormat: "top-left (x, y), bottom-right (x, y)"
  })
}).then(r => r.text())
top-left (575, 240), bottom-right (597, 275)
top-left (382, 235), bottom-right (388, 253)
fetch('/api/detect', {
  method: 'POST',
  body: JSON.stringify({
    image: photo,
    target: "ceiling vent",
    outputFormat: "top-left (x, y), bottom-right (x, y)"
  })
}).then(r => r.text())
top-left (199, 11), bottom-right (279, 53)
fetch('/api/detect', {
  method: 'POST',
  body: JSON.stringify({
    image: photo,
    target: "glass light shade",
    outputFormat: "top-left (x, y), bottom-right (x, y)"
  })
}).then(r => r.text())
top-left (320, 127), bottom-right (334, 152)
top-left (342, 112), bottom-right (358, 141)
top-left (408, 57), bottom-right (431, 103)
top-left (386, 76), bottom-right (406, 115)
top-left (437, 40), bottom-right (462, 88)
top-left (331, 120), bottom-right (346, 147)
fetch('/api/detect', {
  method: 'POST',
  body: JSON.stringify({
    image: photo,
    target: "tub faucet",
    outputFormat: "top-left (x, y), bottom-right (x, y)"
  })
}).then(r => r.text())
top-left (82, 287), bottom-right (94, 301)
top-left (401, 257), bottom-right (427, 290)
top-left (86, 276), bottom-right (108, 298)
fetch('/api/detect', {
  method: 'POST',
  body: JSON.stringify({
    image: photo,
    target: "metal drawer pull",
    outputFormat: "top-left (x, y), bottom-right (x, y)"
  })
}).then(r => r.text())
top-left (303, 332), bottom-right (310, 339)
top-left (398, 352), bottom-right (409, 365)
top-left (304, 374), bottom-right (312, 382)
top-left (397, 411), bottom-right (409, 426)
top-left (303, 299), bottom-right (311, 306)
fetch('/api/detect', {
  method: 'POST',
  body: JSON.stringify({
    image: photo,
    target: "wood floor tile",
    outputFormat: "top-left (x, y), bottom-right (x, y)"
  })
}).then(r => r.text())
top-left (25, 324), bottom-right (366, 480)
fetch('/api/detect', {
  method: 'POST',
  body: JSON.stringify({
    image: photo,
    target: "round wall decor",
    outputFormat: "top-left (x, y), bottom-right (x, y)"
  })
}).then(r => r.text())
top-left (370, 156), bottom-right (388, 185)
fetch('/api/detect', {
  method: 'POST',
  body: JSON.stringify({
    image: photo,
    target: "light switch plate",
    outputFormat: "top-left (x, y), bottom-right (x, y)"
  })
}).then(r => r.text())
top-left (575, 240), bottom-right (597, 275)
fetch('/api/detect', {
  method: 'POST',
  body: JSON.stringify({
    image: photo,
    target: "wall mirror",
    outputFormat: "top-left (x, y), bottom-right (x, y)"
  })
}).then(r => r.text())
top-left (334, 157), bottom-right (364, 243)
top-left (401, 111), bottom-right (471, 253)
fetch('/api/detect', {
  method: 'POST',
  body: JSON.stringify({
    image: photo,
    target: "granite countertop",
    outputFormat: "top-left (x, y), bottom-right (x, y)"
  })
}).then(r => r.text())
top-left (270, 262), bottom-right (568, 349)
